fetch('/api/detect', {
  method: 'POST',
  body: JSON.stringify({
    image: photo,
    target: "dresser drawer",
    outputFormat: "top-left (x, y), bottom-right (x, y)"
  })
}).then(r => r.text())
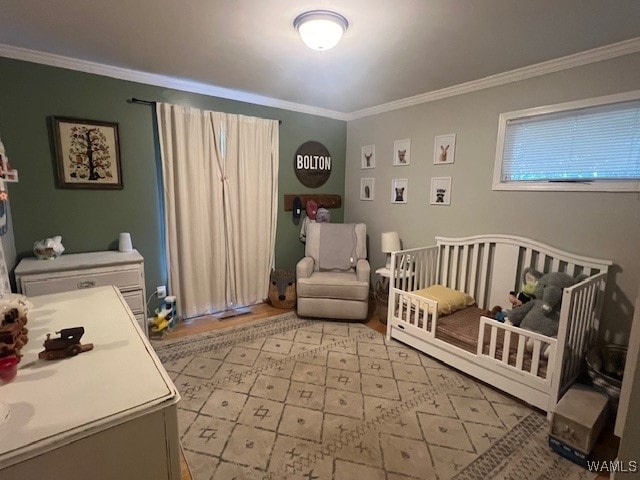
top-left (21, 268), bottom-right (142, 297)
top-left (121, 290), bottom-right (144, 314)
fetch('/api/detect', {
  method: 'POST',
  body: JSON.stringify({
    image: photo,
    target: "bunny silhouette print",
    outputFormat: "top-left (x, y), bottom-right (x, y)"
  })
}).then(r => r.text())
top-left (433, 134), bottom-right (456, 165)
top-left (364, 153), bottom-right (373, 167)
top-left (439, 145), bottom-right (449, 163)
top-left (395, 187), bottom-right (405, 202)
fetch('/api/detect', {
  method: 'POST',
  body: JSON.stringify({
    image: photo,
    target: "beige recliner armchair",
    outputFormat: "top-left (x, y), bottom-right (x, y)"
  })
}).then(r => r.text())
top-left (296, 223), bottom-right (370, 320)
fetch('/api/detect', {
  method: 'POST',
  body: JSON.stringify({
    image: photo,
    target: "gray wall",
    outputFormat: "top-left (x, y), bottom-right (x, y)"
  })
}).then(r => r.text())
top-left (0, 57), bottom-right (345, 312)
top-left (345, 52), bottom-right (640, 341)
top-left (616, 285), bottom-right (640, 478)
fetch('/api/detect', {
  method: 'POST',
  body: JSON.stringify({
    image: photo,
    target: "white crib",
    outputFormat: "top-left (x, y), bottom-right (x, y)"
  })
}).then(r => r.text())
top-left (386, 234), bottom-right (612, 414)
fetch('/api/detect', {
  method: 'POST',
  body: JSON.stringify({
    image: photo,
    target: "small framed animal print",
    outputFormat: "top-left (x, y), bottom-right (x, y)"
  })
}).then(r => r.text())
top-left (361, 145), bottom-right (375, 169)
top-left (430, 177), bottom-right (451, 205)
top-left (433, 134), bottom-right (456, 165)
top-left (393, 139), bottom-right (411, 166)
top-left (391, 178), bottom-right (408, 204)
top-left (360, 178), bottom-right (374, 201)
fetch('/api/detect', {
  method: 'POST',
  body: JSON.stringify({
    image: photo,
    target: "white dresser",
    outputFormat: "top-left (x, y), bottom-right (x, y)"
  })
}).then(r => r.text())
top-left (15, 250), bottom-right (148, 336)
top-left (0, 286), bottom-right (180, 480)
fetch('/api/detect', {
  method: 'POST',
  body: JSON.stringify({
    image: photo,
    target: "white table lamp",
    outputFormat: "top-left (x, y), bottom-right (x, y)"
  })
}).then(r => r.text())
top-left (381, 231), bottom-right (401, 269)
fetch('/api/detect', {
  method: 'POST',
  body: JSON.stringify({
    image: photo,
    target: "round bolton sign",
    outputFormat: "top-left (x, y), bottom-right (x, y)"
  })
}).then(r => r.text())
top-left (294, 141), bottom-right (332, 188)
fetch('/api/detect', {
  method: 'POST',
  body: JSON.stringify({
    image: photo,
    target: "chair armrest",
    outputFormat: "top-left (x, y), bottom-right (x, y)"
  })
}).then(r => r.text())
top-left (296, 257), bottom-right (315, 279)
top-left (356, 259), bottom-right (370, 283)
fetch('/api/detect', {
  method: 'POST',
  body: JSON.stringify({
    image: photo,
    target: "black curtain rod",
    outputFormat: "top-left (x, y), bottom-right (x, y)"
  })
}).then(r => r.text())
top-left (128, 97), bottom-right (282, 124)
top-left (129, 97), bottom-right (155, 106)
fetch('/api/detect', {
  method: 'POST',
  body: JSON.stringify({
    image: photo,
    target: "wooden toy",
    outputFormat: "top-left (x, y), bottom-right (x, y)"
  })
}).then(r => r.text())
top-left (39, 327), bottom-right (93, 360)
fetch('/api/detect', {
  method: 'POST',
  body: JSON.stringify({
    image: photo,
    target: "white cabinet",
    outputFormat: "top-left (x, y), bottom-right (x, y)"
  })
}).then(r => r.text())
top-left (0, 286), bottom-right (180, 480)
top-left (15, 250), bottom-right (148, 336)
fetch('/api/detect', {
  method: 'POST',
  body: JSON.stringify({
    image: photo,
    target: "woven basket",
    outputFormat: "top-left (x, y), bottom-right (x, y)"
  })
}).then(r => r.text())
top-left (585, 344), bottom-right (626, 402)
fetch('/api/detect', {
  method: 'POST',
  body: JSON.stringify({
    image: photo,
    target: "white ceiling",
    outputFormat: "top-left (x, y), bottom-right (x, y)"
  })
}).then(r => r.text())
top-left (1, 0), bottom-right (640, 119)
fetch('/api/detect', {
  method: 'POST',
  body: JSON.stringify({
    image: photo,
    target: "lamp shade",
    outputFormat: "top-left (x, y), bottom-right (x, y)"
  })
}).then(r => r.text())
top-left (381, 231), bottom-right (401, 253)
top-left (294, 10), bottom-right (348, 51)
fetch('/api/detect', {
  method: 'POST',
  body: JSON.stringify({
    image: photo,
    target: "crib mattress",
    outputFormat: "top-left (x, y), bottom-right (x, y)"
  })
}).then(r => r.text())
top-left (435, 306), bottom-right (549, 378)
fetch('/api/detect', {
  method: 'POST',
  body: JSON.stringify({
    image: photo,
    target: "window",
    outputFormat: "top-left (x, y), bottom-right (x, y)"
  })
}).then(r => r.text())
top-left (493, 90), bottom-right (640, 192)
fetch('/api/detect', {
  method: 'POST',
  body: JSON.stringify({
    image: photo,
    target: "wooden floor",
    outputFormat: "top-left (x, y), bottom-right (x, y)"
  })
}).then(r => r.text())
top-left (159, 298), bottom-right (613, 480)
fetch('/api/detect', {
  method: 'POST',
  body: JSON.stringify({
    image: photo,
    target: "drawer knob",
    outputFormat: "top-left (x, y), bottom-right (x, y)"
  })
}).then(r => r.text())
top-left (77, 280), bottom-right (96, 289)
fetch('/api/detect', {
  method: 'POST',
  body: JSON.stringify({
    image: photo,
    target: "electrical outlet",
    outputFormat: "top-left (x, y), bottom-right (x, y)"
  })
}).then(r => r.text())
top-left (157, 285), bottom-right (167, 298)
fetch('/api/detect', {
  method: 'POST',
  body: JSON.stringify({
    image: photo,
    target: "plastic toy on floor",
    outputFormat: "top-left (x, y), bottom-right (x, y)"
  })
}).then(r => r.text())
top-left (150, 296), bottom-right (177, 335)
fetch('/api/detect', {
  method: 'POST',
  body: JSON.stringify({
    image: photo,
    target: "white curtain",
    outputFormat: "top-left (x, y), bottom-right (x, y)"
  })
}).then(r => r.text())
top-left (156, 103), bottom-right (279, 318)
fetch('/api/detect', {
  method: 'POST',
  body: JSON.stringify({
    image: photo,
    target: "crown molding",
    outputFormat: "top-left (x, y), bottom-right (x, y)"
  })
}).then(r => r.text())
top-left (345, 36), bottom-right (640, 120)
top-left (0, 43), bottom-right (350, 122)
top-left (1, 37), bottom-right (639, 123)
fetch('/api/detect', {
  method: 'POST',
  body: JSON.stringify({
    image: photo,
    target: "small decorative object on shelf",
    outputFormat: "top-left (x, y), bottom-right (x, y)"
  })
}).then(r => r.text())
top-left (33, 235), bottom-right (65, 260)
top-left (38, 326), bottom-right (93, 360)
top-left (0, 295), bottom-right (31, 383)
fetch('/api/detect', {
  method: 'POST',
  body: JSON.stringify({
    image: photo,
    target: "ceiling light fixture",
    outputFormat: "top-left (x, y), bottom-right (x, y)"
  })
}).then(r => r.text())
top-left (294, 10), bottom-right (348, 52)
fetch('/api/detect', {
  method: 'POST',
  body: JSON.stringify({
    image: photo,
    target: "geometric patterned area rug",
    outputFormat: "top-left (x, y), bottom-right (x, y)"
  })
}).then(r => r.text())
top-left (153, 312), bottom-right (595, 480)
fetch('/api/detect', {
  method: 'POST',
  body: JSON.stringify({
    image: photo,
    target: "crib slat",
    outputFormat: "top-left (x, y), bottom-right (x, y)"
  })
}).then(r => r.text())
top-left (460, 245), bottom-right (469, 292)
top-left (502, 330), bottom-right (511, 364)
top-left (420, 302), bottom-right (427, 332)
top-left (402, 255), bottom-right (410, 291)
top-left (477, 243), bottom-right (490, 308)
top-left (545, 342), bottom-right (555, 381)
top-left (429, 307), bottom-right (437, 335)
top-left (430, 248), bottom-right (437, 286)
top-left (531, 340), bottom-right (541, 377)
top-left (415, 250), bottom-right (423, 290)
top-left (522, 247), bottom-right (532, 269)
top-left (451, 246), bottom-right (459, 290)
top-left (568, 285), bottom-right (590, 383)
top-left (550, 256), bottom-right (560, 272)
top-left (516, 336), bottom-right (525, 370)
top-left (477, 317), bottom-right (486, 356)
top-left (412, 298), bottom-right (419, 327)
top-left (573, 287), bottom-right (590, 377)
top-left (408, 254), bottom-right (416, 291)
top-left (563, 301), bottom-right (577, 384)
top-left (489, 326), bottom-right (498, 358)
top-left (531, 250), bottom-right (542, 272)
top-left (442, 246), bottom-right (450, 287)
top-left (399, 253), bottom-right (407, 291)
top-left (578, 285), bottom-right (596, 359)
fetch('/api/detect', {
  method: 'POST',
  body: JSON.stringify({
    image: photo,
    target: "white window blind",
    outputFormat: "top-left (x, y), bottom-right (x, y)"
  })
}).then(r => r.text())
top-left (494, 91), bottom-right (640, 192)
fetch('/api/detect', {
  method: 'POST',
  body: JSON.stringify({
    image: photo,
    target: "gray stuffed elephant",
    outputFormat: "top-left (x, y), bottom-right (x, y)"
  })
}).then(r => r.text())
top-left (507, 272), bottom-right (584, 338)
